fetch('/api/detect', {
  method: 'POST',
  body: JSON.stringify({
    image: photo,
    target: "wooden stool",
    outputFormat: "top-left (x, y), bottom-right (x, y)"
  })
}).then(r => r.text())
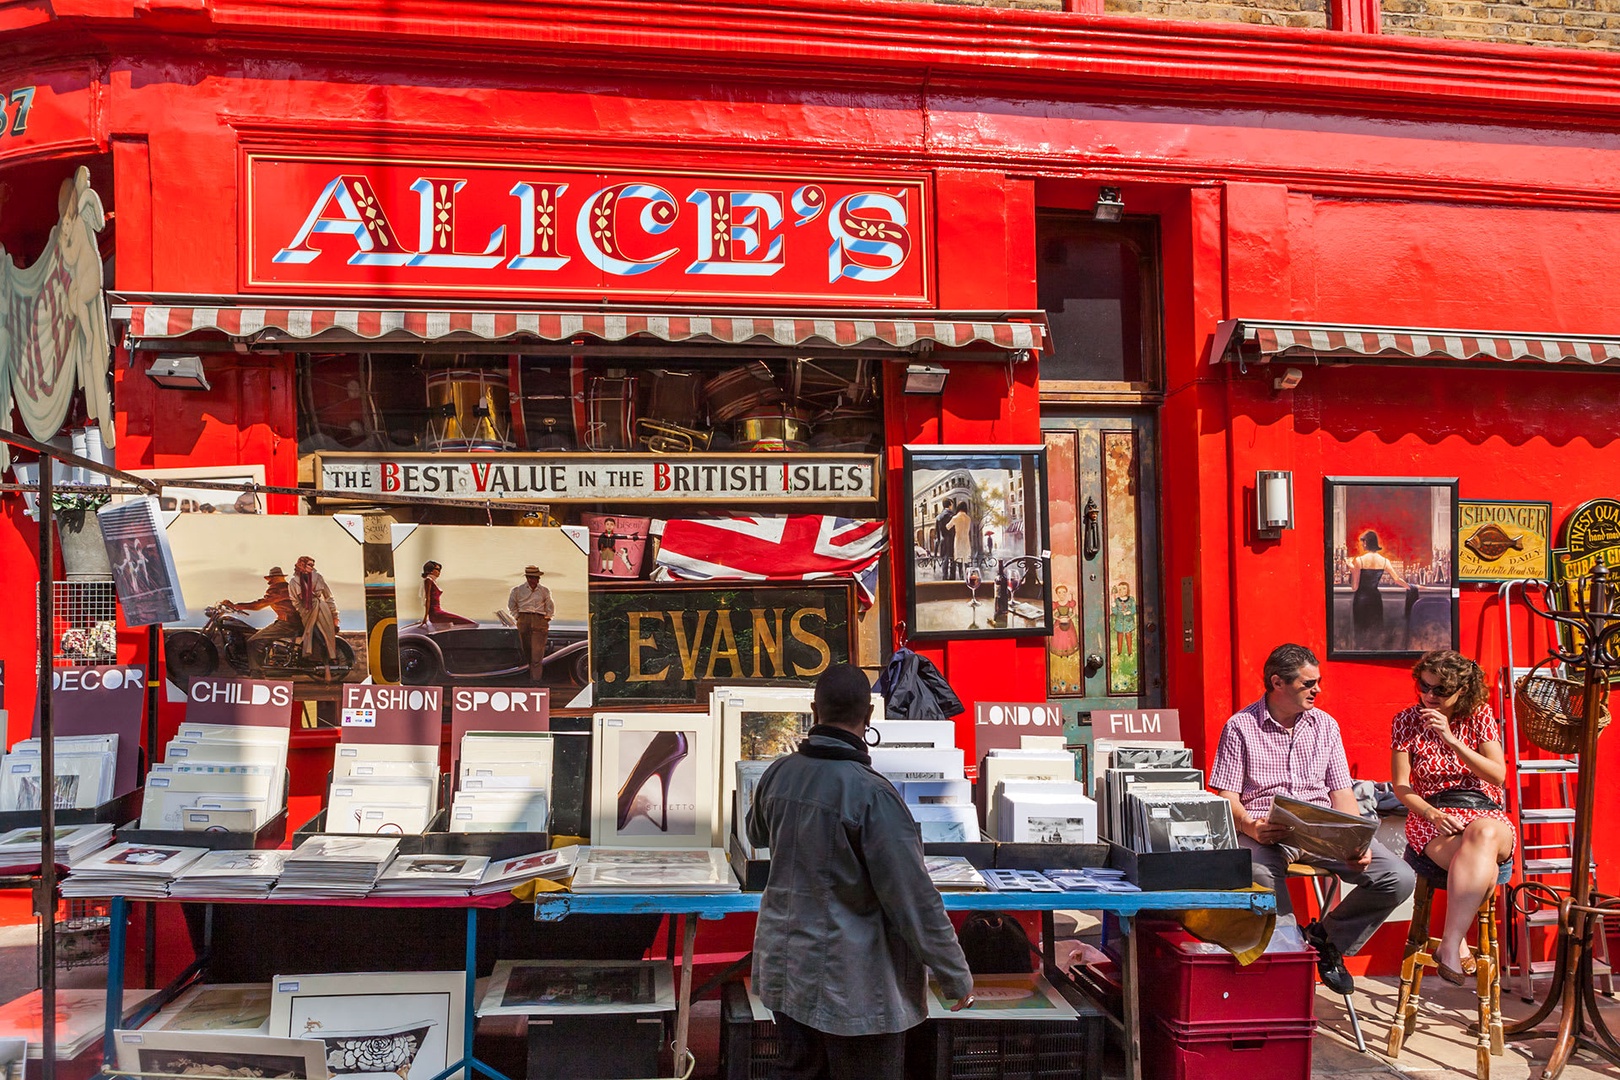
top-left (1285, 862), bottom-right (1366, 1052)
top-left (1386, 848), bottom-right (1513, 1079)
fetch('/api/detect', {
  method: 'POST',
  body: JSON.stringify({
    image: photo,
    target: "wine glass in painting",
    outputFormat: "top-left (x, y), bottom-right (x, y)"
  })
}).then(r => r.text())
top-left (966, 567), bottom-right (982, 614)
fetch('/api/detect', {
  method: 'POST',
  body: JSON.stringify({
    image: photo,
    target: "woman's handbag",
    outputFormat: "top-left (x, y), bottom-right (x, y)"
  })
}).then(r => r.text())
top-left (1513, 657), bottom-right (1610, 755)
top-left (1427, 787), bottom-right (1503, 813)
top-left (957, 912), bottom-right (1035, 974)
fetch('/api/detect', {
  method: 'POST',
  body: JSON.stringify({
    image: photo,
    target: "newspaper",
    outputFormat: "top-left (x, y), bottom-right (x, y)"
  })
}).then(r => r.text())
top-left (1268, 795), bottom-right (1376, 863)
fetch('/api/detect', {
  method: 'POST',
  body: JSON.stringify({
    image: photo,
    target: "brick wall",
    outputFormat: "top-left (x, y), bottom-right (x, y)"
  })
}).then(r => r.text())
top-left (1382, 1), bottom-right (1620, 50)
top-left (925, 0), bottom-right (1620, 50)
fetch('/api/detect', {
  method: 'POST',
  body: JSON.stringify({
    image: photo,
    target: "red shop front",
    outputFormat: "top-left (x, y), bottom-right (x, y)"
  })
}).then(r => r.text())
top-left (3, 1), bottom-right (1620, 981)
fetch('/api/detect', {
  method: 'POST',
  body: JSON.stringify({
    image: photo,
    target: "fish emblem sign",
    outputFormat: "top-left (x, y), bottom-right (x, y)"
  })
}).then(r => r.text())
top-left (1457, 500), bottom-right (1552, 583)
top-left (1463, 523), bottom-right (1525, 562)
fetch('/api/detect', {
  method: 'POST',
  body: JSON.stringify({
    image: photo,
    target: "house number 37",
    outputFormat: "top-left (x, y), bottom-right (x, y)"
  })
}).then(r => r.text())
top-left (0, 88), bottom-right (37, 137)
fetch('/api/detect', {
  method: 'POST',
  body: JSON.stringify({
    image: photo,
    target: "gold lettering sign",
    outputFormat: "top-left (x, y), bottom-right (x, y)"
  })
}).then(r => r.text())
top-left (591, 583), bottom-right (855, 705)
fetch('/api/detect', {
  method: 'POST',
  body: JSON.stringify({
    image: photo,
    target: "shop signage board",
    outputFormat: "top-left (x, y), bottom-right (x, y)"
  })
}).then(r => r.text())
top-left (1551, 498), bottom-right (1620, 655)
top-left (1457, 500), bottom-right (1552, 582)
top-left (1092, 708), bottom-right (1181, 741)
top-left (590, 581), bottom-right (855, 705)
top-left (183, 677), bottom-right (295, 727)
top-left (339, 683), bottom-right (443, 744)
top-left (32, 666), bottom-right (146, 796)
top-left (974, 701), bottom-right (1065, 760)
top-left (316, 451), bottom-right (879, 504)
top-left (0, 67), bottom-right (95, 159)
top-left (246, 155), bottom-right (931, 305)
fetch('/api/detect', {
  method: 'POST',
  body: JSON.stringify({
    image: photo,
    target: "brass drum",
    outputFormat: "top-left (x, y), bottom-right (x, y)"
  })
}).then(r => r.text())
top-left (735, 407), bottom-right (811, 452)
top-left (425, 371), bottom-right (514, 451)
top-left (584, 375), bottom-right (639, 451)
top-left (704, 364), bottom-right (783, 423)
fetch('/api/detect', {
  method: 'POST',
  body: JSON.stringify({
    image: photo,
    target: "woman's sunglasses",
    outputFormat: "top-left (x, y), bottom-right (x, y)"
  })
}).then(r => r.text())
top-left (1416, 677), bottom-right (1457, 697)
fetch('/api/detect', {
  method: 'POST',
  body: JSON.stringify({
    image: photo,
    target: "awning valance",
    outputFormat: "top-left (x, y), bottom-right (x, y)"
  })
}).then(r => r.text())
top-left (1213, 319), bottom-right (1620, 370)
top-left (108, 299), bottom-right (1047, 353)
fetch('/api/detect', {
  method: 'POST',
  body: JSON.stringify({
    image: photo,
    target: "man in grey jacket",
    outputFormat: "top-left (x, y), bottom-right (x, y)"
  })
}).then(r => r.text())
top-left (748, 664), bottom-right (974, 1080)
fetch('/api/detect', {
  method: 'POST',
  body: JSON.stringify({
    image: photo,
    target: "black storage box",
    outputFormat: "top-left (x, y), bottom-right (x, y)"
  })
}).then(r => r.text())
top-left (290, 808), bottom-right (445, 853)
top-left (725, 981), bottom-right (1104, 1080)
top-left (719, 981), bottom-right (778, 1080)
top-left (905, 983), bottom-right (1105, 1080)
top-left (1105, 841), bottom-right (1252, 892)
top-left (116, 806), bottom-right (288, 850)
top-left (729, 831), bottom-right (768, 891)
top-left (526, 1013), bottom-right (664, 1080)
top-left (994, 842), bottom-right (1109, 872)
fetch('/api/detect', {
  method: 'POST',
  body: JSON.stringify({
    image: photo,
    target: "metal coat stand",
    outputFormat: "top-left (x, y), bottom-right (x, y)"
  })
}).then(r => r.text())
top-left (1506, 563), bottom-right (1620, 1078)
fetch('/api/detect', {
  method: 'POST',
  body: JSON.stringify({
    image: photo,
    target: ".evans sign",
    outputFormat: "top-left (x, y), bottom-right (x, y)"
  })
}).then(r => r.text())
top-left (246, 156), bottom-right (931, 305)
top-left (316, 452), bottom-right (878, 504)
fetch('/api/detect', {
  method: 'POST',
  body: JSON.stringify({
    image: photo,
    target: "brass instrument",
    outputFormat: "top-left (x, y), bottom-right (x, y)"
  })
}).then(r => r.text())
top-left (636, 419), bottom-right (713, 454)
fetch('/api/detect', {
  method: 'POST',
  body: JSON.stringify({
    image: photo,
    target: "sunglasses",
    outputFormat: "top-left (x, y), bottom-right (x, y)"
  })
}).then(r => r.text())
top-left (1416, 677), bottom-right (1457, 697)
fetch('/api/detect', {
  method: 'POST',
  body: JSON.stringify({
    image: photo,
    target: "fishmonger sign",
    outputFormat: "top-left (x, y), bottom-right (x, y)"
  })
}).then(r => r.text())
top-left (246, 156), bottom-right (931, 304)
top-left (315, 452), bottom-right (879, 503)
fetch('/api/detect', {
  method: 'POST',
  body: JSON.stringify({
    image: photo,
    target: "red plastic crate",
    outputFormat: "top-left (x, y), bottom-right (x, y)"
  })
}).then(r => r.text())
top-left (1141, 1016), bottom-right (1316, 1080)
top-left (1138, 924), bottom-right (1316, 1026)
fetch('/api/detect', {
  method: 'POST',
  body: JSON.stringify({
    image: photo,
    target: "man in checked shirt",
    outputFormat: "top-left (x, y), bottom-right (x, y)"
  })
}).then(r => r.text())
top-left (1210, 643), bottom-right (1414, 995)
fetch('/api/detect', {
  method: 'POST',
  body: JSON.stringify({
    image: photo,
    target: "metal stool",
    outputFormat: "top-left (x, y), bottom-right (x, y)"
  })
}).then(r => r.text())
top-left (1285, 861), bottom-right (1366, 1052)
top-left (1386, 847), bottom-right (1512, 1080)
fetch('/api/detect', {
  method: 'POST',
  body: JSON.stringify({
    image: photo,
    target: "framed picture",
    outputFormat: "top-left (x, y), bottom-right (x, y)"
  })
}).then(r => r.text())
top-left (1325, 477), bottom-right (1458, 658)
top-left (1457, 500), bottom-right (1552, 583)
top-left (391, 523), bottom-right (590, 690)
top-left (477, 960), bottom-right (674, 1016)
top-left (114, 1030), bottom-right (328, 1080)
top-left (590, 581), bottom-right (856, 705)
top-left (267, 971), bottom-right (463, 1080)
top-left (160, 515), bottom-right (369, 697)
top-left (924, 973), bottom-right (1077, 1021)
top-left (901, 446), bottom-right (1052, 641)
top-left (142, 982), bottom-right (272, 1033)
top-left (591, 712), bottom-right (718, 848)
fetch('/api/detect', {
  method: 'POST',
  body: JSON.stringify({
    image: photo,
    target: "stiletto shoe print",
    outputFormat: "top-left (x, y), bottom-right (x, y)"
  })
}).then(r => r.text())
top-left (617, 730), bottom-right (690, 831)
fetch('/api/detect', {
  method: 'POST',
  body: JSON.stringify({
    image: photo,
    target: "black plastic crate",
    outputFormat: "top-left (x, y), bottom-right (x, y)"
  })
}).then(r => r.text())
top-left (720, 981), bottom-right (779, 1080)
top-left (905, 984), bottom-right (1104, 1080)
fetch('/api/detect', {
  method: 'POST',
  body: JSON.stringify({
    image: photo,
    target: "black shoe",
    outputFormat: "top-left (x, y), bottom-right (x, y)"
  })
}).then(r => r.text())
top-left (1304, 920), bottom-right (1355, 995)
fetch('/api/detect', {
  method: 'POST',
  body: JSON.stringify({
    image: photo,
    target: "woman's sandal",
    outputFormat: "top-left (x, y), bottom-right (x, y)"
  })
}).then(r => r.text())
top-left (1436, 949), bottom-right (1478, 985)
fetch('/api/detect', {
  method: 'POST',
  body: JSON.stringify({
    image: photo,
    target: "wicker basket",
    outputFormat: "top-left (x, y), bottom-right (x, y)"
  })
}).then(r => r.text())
top-left (1514, 661), bottom-right (1611, 755)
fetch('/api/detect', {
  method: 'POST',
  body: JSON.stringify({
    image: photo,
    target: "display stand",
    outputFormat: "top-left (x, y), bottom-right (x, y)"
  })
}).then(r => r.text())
top-left (98, 895), bottom-right (517, 1080)
top-left (533, 887), bottom-right (1274, 1080)
top-left (1506, 565), bottom-right (1620, 1078)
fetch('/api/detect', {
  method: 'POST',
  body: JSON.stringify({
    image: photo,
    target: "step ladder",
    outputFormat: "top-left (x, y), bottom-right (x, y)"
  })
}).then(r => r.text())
top-left (1497, 581), bottom-right (1614, 1001)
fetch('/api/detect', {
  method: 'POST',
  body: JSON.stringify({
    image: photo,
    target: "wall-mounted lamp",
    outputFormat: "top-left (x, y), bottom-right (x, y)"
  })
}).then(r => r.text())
top-left (1273, 366), bottom-right (1304, 392)
top-left (904, 363), bottom-right (949, 395)
top-left (1256, 470), bottom-right (1294, 537)
top-left (1093, 187), bottom-right (1125, 223)
top-left (145, 353), bottom-right (212, 391)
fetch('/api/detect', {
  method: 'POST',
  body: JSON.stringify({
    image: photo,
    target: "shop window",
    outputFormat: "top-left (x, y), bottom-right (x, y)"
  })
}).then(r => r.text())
top-left (295, 353), bottom-right (882, 461)
top-left (1035, 212), bottom-right (1161, 388)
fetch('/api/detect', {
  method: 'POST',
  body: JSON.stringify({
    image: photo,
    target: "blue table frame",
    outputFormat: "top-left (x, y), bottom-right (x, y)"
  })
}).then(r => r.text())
top-left (535, 888), bottom-right (1275, 1080)
top-left (101, 896), bottom-right (515, 1080)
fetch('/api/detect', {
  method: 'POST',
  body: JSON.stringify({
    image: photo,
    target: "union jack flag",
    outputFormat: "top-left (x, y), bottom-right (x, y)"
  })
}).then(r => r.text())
top-left (653, 515), bottom-right (888, 604)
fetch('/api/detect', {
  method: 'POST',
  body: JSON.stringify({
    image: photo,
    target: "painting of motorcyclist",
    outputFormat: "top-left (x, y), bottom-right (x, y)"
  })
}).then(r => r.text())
top-left (159, 515), bottom-right (368, 697)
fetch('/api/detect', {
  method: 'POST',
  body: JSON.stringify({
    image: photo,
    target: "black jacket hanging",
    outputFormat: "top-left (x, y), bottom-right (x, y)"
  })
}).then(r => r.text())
top-left (876, 646), bottom-right (964, 720)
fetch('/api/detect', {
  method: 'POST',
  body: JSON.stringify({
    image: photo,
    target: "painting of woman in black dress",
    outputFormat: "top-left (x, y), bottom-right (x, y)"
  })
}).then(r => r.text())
top-left (1327, 478), bottom-right (1457, 657)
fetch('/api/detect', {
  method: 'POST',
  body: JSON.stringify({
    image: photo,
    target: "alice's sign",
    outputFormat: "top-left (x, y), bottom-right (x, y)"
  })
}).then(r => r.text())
top-left (591, 582), bottom-right (855, 704)
top-left (316, 452), bottom-right (878, 504)
top-left (247, 156), bottom-right (931, 305)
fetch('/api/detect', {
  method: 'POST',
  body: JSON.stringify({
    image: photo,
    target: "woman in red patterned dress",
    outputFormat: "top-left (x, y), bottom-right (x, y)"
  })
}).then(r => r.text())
top-left (1391, 649), bottom-right (1514, 984)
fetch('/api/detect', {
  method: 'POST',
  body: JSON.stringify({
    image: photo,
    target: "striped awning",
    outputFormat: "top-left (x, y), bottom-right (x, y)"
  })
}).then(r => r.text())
top-left (108, 300), bottom-right (1047, 353)
top-left (1213, 319), bottom-right (1620, 369)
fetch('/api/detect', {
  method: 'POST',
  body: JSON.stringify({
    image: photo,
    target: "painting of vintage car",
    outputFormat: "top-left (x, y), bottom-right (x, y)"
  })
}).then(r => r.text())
top-left (397, 615), bottom-right (590, 687)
